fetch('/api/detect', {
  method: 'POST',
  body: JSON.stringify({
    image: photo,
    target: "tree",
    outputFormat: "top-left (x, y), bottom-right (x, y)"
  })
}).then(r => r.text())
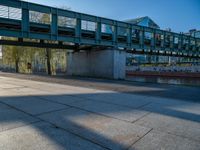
top-left (2, 37), bottom-right (22, 72)
top-left (2, 6), bottom-right (70, 74)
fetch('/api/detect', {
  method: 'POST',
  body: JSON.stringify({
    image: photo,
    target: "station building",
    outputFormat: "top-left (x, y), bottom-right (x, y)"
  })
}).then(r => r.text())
top-left (124, 16), bottom-right (162, 64)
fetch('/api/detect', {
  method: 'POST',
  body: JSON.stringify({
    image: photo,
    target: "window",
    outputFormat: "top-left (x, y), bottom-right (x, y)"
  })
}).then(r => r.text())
top-left (144, 32), bottom-right (152, 40)
top-left (58, 16), bottom-right (76, 28)
top-left (155, 34), bottom-right (160, 40)
top-left (197, 40), bottom-right (200, 47)
top-left (101, 24), bottom-right (113, 34)
top-left (132, 29), bottom-right (140, 38)
top-left (174, 37), bottom-right (179, 44)
top-left (165, 35), bottom-right (170, 43)
top-left (118, 27), bottom-right (127, 36)
top-left (191, 40), bottom-right (195, 45)
top-left (195, 32), bottom-right (200, 38)
top-left (0, 5), bottom-right (21, 20)
top-left (81, 20), bottom-right (96, 31)
top-left (29, 11), bottom-right (51, 24)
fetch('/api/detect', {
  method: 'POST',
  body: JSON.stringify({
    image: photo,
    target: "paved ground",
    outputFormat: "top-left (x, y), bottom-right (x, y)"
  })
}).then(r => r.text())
top-left (0, 72), bottom-right (200, 150)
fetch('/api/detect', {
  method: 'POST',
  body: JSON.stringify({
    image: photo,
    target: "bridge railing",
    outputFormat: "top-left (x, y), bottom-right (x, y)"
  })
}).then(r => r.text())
top-left (0, 0), bottom-right (200, 57)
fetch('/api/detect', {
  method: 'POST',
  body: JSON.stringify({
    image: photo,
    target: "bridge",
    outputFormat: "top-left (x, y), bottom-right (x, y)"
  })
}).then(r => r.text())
top-left (0, 0), bottom-right (200, 79)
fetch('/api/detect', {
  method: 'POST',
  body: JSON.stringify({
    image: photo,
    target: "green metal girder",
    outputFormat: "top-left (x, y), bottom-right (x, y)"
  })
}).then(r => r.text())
top-left (0, 0), bottom-right (199, 58)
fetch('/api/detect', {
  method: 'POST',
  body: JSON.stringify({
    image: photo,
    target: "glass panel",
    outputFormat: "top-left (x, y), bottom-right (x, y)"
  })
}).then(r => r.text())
top-left (183, 38), bottom-right (189, 44)
top-left (81, 20), bottom-right (96, 31)
top-left (174, 37), bottom-right (179, 44)
top-left (191, 40), bottom-right (195, 45)
top-left (29, 11), bottom-right (51, 24)
top-left (197, 40), bottom-right (200, 47)
top-left (118, 27), bottom-right (127, 36)
top-left (195, 32), bottom-right (200, 38)
top-left (58, 16), bottom-right (76, 28)
top-left (0, 5), bottom-right (21, 20)
top-left (144, 32), bottom-right (152, 40)
top-left (165, 35), bottom-right (170, 43)
top-left (0, 5), bottom-right (8, 18)
top-left (132, 29), bottom-right (140, 38)
top-left (155, 34), bottom-right (161, 46)
top-left (170, 36), bottom-right (174, 42)
top-left (9, 7), bottom-right (21, 20)
top-left (101, 24), bottom-right (113, 34)
top-left (155, 34), bottom-right (161, 40)
top-left (161, 34), bottom-right (164, 40)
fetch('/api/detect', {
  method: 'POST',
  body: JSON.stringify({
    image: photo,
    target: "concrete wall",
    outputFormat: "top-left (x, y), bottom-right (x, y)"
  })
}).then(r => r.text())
top-left (67, 49), bottom-right (126, 79)
top-left (67, 52), bottom-right (90, 76)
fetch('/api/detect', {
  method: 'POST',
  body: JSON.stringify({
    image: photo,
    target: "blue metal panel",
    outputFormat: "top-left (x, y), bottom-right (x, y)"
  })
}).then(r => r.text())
top-left (0, 29), bottom-right (22, 38)
top-left (112, 21), bottom-right (117, 47)
top-left (57, 36), bottom-right (76, 43)
top-left (96, 20), bottom-right (101, 45)
top-left (22, 6), bottom-right (29, 38)
top-left (28, 3), bottom-right (51, 14)
top-left (127, 25), bottom-right (132, 48)
top-left (57, 10), bottom-right (76, 18)
top-left (75, 18), bottom-right (81, 44)
top-left (101, 18), bottom-right (113, 25)
top-left (29, 33), bottom-right (51, 40)
top-left (139, 27), bottom-right (144, 49)
top-left (81, 14), bottom-right (96, 22)
top-left (51, 8), bottom-right (58, 40)
top-left (0, 0), bottom-right (21, 8)
top-left (151, 30), bottom-right (155, 49)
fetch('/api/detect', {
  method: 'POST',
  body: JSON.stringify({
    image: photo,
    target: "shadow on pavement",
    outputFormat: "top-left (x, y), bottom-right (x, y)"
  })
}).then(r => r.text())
top-left (0, 91), bottom-right (200, 149)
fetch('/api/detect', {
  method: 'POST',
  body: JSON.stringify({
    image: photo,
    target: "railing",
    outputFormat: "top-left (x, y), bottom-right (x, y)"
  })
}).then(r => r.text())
top-left (0, 0), bottom-right (200, 57)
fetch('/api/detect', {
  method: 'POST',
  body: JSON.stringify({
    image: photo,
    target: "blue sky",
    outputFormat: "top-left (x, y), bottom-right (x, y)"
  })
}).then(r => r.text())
top-left (24, 0), bottom-right (200, 33)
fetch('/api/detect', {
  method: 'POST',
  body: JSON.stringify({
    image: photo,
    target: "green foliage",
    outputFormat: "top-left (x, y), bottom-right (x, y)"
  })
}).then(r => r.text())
top-left (2, 10), bottom-right (68, 74)
top-left (41, 13), bottom-right (51, 24)
top-left (2, 41), bottom-right (67, 74)
top-left (50, 49), bottom-right (67, 75)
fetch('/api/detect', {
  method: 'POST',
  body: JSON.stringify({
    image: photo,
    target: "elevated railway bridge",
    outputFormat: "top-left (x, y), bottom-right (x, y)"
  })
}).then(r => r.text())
top-left (0, 0), bottom-right (200, 79)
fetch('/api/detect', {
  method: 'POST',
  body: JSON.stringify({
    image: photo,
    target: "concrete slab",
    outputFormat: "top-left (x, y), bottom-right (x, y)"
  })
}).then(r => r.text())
top-left (0, 74), bottom-right (200, 149)
top-left (0, 122), bottom-right (106, 150)
top-left (25, 84), bottom-right (101, 96)
top-left (8, 87), bottom-right (51, 96)
top-left (78, 92), bottom-right (151, 109)
top-left (9, 79), bottom-right (101, 95)
top-left (130, 130), bottom-right (200, 150)
top-left (163, 101), bottom-right (200, 116)
top-left (0, 103), bottom-right (38, 132)
top-left (68, 100), bottom-right (149, 122)
top-left (0, 83), bottom-right (24, 89)
top-left (1, 96), bottom-right (68, 115)
top-left (38, 108), bottom-right (151, 150)
top-left (135, 103), bottom-right (200, 142)
top-left (141, 100), bottom-right (200, 117)
top-left (39, 95), bottom-right (86, 106)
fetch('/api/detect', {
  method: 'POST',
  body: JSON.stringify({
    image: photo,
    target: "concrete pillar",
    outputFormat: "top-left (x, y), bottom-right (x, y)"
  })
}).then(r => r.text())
top-left (66, 49), bottom-right (126, 79)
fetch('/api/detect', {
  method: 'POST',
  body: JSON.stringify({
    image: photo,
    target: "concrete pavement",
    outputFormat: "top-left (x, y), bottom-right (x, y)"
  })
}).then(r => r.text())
top-left (0, 74), bottom-right (200, 150)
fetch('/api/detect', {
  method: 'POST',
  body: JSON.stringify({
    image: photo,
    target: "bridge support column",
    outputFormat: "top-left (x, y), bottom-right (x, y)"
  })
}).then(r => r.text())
top-left (66, 49), bottom-right (126, 79)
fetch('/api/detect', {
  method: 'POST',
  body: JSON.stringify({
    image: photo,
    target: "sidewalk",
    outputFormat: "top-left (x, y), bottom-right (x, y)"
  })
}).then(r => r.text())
top-left (0, 74), bottom-right (200, 149)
